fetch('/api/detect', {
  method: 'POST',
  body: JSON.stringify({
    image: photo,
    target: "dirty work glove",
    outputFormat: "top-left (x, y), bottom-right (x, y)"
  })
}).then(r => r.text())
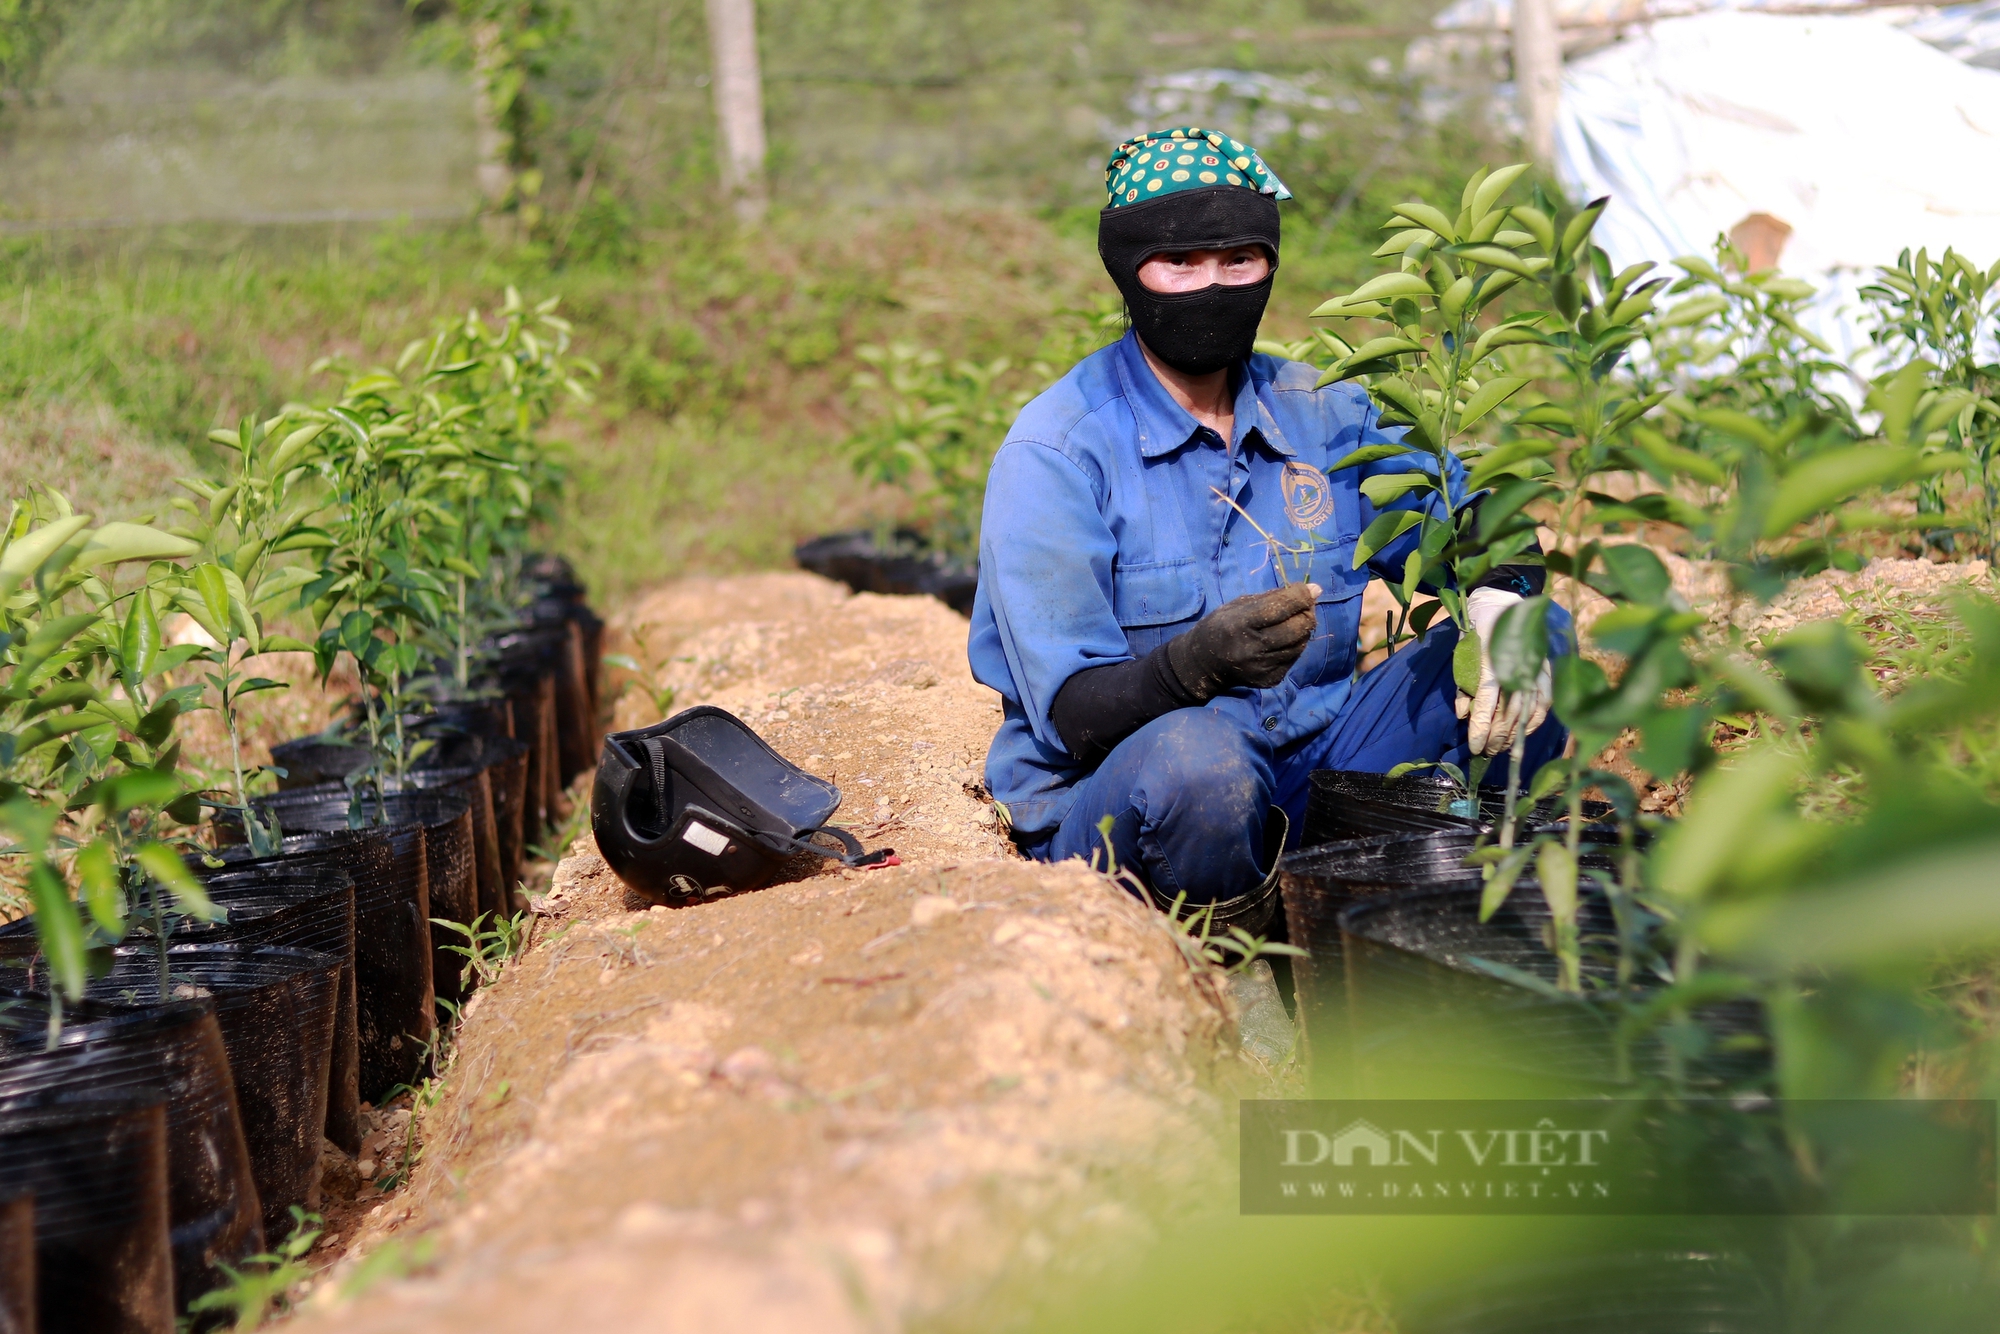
top-left (1167, 583), bottom-right (1320, 700)
top-left (1456, 586), bottom-right (1552, 756)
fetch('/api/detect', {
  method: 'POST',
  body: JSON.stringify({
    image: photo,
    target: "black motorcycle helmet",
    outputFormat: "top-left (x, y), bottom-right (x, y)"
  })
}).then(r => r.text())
top-left (592, 706), bottom-right (893, 902)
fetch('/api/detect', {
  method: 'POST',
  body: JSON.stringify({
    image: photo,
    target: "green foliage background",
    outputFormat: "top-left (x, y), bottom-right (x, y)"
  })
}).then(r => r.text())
top-left (0, 0), bottom-right (1492, 599)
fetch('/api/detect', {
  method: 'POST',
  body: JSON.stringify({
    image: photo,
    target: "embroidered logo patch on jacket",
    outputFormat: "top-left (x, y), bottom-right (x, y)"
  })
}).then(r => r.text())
top-left (1281, 461), bottom-right (1334, 530)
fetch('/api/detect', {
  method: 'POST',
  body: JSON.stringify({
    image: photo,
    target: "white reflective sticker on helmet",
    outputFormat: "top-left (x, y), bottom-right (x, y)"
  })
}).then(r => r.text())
top-left (680, 820), bottom-right (730, 856)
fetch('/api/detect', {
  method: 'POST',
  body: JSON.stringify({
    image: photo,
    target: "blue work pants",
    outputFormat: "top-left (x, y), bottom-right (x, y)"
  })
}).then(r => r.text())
top-left (1023, 621), bottom-right (1568, 904)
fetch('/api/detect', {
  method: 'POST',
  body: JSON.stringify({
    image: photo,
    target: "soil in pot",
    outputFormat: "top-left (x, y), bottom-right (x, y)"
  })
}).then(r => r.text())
top-left (77, 946), bottom-right (341, 1243)
top-left (1339, 884), bottom-right (1768, 1096)
top-left (249, 789), bottom-right (476, 1009)
top-left (0, 1088), bottom-right (173, 1334)
top-left (179, 865), bottom-right (360, 1154)
top-left (793, 529), bottom-right (979, 615)
top-left (1301, 769), bottom-right (1618, 848)
top-left (1275, 830), bottom-right (1486, 1078)
top-left (0, 998), bottom-right (263, 1310)
top-left (207, 823), bottom-right (433, 1100)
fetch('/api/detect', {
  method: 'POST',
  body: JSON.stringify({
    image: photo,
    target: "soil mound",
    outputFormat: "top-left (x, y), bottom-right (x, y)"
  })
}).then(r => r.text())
top-left (287, 574), bottom-right (1250, 1332)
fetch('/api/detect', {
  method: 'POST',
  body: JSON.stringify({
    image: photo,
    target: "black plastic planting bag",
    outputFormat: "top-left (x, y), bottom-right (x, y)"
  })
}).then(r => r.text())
top-left (1402, 1248), bottom-right (1777, 1334)
top-left (0, 1188), bottom-right (31, 1334)
top-left (1338, 884), bottom-right (1768, 1094)
top-left (246, 789), bottom-right (475, 1011)
top-left (1275, 831), bottom-right (1486, 1076)
top-left (594, 706), bottom-right (892, 902)
top-left (210, 822), bottom-right (434, 1100)
top-left (0, 998), bottom-right (262, 1310)
top-left (1301, 769), bottom-right (1618, 848)
top-left (0, 1088), bottom-right (173, 1334)
top-left (181, 864), bottom-right (361, 1154)
top-left (81, 946), bottom-right (341, 1243)
top-left (398, 764), bottom-right (505, 922)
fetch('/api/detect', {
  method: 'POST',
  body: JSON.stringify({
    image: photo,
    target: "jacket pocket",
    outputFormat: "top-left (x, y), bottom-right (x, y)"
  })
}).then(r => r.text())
top-left (1112, 558), bottom-right (1203, 628)
top-left (1306, 576), bottom-right (1368, 684)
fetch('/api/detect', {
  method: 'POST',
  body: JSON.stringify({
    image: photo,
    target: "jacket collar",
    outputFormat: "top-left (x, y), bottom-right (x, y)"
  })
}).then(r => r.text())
top-left (1112, 328), bottom-right (1297, 461)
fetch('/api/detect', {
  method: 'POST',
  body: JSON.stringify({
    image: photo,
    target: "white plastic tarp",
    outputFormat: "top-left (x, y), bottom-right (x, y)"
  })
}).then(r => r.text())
top-left (1553, 10), bottom-right (2000, 366)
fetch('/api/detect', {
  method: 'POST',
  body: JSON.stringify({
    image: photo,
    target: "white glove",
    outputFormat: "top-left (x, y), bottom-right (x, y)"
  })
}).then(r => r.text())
top-left (1455, 587), bottom-right (1552, 757)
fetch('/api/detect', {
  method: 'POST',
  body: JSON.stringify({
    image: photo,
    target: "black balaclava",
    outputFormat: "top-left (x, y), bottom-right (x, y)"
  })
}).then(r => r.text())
top-left (1098, 185), bottom-right (1282, 376)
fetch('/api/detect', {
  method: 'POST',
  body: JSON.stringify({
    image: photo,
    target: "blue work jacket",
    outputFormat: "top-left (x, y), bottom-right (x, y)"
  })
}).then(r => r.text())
top-left (966, 328), bottom-right (1467, 836)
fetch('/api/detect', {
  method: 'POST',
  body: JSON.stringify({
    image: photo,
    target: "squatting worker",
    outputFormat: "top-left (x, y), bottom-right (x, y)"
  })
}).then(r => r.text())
top-left (966, 127), bottom-right (1570, 925)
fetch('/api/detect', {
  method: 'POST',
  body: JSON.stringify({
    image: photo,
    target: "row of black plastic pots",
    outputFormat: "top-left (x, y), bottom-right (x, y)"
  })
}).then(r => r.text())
top-left (0, 562), bottom-right (605, 1334)
top-left (1275, 769), bottom-right (1764, 1096)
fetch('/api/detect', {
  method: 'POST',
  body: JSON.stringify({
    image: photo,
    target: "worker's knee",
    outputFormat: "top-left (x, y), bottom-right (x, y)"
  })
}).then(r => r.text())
top-left (1126, 709), bottom-right (1266, 832)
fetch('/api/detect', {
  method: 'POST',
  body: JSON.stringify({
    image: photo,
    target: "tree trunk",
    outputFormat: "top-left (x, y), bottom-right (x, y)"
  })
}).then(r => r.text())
top-left (705, 0), bottom-right (769, 223)
top-left (471, 19), bottom-right (515, 208)
top-left (1513, 0), bottom-right (1561, 167)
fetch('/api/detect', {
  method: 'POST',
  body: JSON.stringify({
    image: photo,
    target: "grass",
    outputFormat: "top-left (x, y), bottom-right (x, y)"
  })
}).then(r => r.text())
top-left (0, 121), bottom-right (1501, 603)
top-left (0, 206), bottom-right (1112, 600)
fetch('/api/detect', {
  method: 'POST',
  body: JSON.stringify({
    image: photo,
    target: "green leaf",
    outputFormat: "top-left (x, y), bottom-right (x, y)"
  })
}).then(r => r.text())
top-left (1597, 544), bottom-right (1672, 603)
top-left (76, 840), bottom-right (125, 937)
top-left (1371, 228), bottom-right (1433, 258)
top-left (1457, 376), bottom-right (1530, 433)
top-left (257, 635), bottom-right (314, 654)
top-left (1469, 323), bottom-right (1546, 363)
top-left (1338, 335), bottom-right (1424, 367)
top-left (1359, 473), bottom-right (1437, 506)
top-left (1469, 163), bottom-right (1530, 221)
top-left (1466, 440), bottom-right (1557, 492)
top-left (1659, 294), bottom-right (1729, 328)
top-left (27, 861), bottom-right (87, 1001)
top-left (1453, 628), bottom-right (1484, 695)
top-left (266, 422), bottom-right (327, 475)
top-left (1696, 836), bottom-right (2000, 968)
top-left (1559, 198), bottom-right (1609, 259)
top-left (18, 612), bottom-right (101, 680)
top-left (1345, 272), bottom-right (1438, 304)
top-left (1325, 443), bottom-right (1420, 472)
top-left (1353, 511), bottom-right (1426, 568)
top-left (1628, 425), bottom-right (1727, 486)
top-left (1479, 845), bottom-right (1535, 921)
top-left (94, 768), bottom-right (179, 814)
top-left (1390, 201), bottom-right (1457, 240)
top-left (1527, 762), bottom-right (1568, 805)
top-left (134, 698), bottom-right (181, 746)
top-left (1447, 246), bottom-right (1546, 279)
top-left (0, 515), bottom-right (91, 593)
top-left (1511, 205), bottom-right (1555, 251)
top-left (1653, 746), bottom-right (1805, 903)
top-left (74, 522), bottom-right (199, 568)
top-left (121, 589), bottom-right (161, 687)
top-left (193, 563), bottom-right (233, 643)
top-left (1491, 595), bottom-right (1550, 693)
top-left (1513, 403), bottom-right (1575, 432)
top-left (136, 842), bottom-right (218, 921)
top-left (1761, 446), bottom-right (1923, 538)
top-left (1538, 841), bottom-right (1578, 923)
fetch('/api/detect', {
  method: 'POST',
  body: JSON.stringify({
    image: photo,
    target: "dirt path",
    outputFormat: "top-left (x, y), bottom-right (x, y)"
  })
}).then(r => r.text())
top-left (285, 574), bottom-right (1256, 1332)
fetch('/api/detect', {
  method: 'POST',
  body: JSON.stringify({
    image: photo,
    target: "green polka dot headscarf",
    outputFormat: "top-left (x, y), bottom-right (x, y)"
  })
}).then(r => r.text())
top-left (1103, 126), bottom-right (1292, 209)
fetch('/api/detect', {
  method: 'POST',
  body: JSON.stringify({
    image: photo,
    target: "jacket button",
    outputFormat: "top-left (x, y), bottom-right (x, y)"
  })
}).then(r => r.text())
top-left (1263, 716), bottom-right (1279, 731)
